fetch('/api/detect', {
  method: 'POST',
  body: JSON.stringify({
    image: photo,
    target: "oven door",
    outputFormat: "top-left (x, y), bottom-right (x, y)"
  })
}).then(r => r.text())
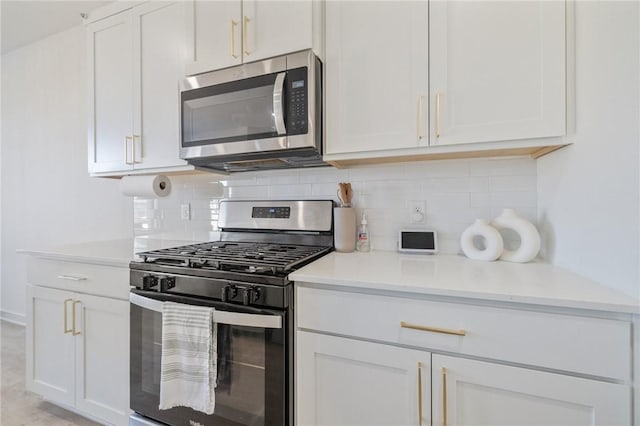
top-left (129, 290), bottom-right (289, 426)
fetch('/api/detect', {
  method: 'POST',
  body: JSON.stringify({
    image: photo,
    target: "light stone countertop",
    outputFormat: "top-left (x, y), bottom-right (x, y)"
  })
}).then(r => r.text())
top-left (289, 251), bottom-right (640, 314)
top-left (17, 238), bottom-right (201, 268)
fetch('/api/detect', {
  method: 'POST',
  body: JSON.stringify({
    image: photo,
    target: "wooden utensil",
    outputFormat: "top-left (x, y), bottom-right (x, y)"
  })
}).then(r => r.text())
top-left (338, 182), bottom-right (353, 207)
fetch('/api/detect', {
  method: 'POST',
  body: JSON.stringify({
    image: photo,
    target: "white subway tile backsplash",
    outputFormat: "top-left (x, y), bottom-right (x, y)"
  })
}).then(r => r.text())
top-left (134, 157), bottom-right (537, 254)
top-left (403, 159), bottom-right (470, 178)
top-left (348, 164), bottom-right (407, 181)
top-left (469, 177), bottom-right (490, 193)
top-left (470, 192), bottom-right (492, 208)
top-left (311, 182), bottom-right (341, 197)
top-left (489, 191), bottom-right (537, 208)
top-left (425, 193), bottom-right (470, 209)
top-left (227, 185), bottom-right (265, 198)
top-left (256, 171), bottom-right (300, 185)
top-left (424, 177), bottom-right (473, 193)
top-left (470, 157), bottom-right (536, 176)
top-left (299, 167), bottom-right (349, 183)
top-left (267, 183), bottom-right (312, 198)
top-left (490, 175), bottom-right (537, 192)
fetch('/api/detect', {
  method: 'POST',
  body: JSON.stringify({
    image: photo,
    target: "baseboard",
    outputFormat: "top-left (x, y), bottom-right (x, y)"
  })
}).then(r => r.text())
top-left (1, 310), bottom-right (26, 326)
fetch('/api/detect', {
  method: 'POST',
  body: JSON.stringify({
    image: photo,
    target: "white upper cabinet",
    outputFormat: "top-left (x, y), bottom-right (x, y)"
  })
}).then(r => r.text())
top-left (186, 1), bottom-right (243, 75)
top-left (87, 12), bottom-right (134, 174)
top-left (324, 0), bottom-right (567, 164)
top-left (87, 2), bottom-right (193, 176)
top-left (325, 1), bottom-right (429, 155)
top-left (429, 0), bottom-right (566, 146)
top-left (243, 0), bottom-right (313, 62)
top-left (186, 0), bottom-right (320, 76)
top-left (133, 2), bottom-right (191, 170)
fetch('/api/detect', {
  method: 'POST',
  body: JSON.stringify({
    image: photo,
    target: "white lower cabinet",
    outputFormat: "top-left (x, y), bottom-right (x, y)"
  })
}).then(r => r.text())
top-left (297, 331), bottom-right (430, 426)
top-left (432, 355), bottom-right (630, 426)
top-left (296, 285), bottom-right (633, 426)
top-left (26, 276), bottom-right (130, 425)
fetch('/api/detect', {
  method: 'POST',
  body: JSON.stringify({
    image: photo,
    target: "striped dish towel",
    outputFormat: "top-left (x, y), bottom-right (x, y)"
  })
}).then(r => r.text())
top-left (159, 302), bottom-right (217, 414)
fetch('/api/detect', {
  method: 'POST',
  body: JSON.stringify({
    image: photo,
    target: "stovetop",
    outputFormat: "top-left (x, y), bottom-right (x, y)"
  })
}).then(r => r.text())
top-left (129, 200), bottom-right (334, 306)
top-left (136, 241), bottom-right (332, 275)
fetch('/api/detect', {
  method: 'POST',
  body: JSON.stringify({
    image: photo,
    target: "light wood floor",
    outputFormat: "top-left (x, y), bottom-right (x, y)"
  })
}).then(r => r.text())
top-left (1, 320), bottom-right (101, 426)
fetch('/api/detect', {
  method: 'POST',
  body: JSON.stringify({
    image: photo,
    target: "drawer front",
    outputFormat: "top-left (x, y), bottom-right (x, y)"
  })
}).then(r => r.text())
top-left (296, 286), bottom-right (631, 381)
top-left (27, 257), bottom-right (129, 300)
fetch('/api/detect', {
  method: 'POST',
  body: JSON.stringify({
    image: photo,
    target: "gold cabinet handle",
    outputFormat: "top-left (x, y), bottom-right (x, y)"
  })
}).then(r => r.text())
top-left (243, 16), bottom-right (250, 55)
top-left (231, 20), bottom-right (239, 58)
top-left (57, 275), bottom-right (87, 281)
top-left (124, 136), bottom-right (133, 164)
top-left (417, 362), bottom-right (424, 426)
top-left (63, 299), bottom-right (73, 334)
top-left (418, 96), bottom-right (425, 140)
top-left (442, 367), bottom-right (448, 426)
top-left (72, 300), bottom-right (81, 336)
top-left (401, 321), bottom-right (466, 336)
top-left (435, 93), bottom-right (442, 138)
top-left (133, 134), bottom-right (141, 163)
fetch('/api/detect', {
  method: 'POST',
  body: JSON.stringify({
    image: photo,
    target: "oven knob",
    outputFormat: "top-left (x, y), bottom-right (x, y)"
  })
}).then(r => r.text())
top-left (241, 288), bottom-right (251, 306)
top-left (142, 275), bottom-right (157, 290)
top-left (221, 284), bottom-right (237, 303)
top-left (241, 286), bottom-right (261, 306)
top-left (158, 276), bottom-right (176, 292)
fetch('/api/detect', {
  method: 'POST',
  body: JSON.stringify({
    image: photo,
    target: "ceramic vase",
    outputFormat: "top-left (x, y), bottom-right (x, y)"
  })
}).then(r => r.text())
top-left (460, 219), bottom-right (504, 261)
top-left (491, 208), bottom-right (541, 263)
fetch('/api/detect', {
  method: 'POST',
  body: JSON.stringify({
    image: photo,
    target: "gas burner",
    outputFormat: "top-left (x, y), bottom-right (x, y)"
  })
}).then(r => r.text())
top-left (137, 241), bottom-right (332, 274)
top-left (248, 265), bottom-right (277, 274)
top-left (244, 253), bottom-right (265, 260)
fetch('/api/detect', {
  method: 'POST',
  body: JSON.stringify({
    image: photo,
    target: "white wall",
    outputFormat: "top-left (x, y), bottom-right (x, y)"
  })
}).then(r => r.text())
top-left (1, 25), bottom-right (133, 322)
top-left (538, 1), bottom-right (640, 300)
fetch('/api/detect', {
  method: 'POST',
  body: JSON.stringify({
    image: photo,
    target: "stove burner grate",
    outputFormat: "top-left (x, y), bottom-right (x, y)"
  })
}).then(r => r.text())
top-left (138, 241), bottom-right (332, 273)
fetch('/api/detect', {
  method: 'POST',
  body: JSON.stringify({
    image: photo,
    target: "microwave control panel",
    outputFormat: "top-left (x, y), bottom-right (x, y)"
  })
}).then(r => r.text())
top-left (286, 67), bottom-right (308, 136)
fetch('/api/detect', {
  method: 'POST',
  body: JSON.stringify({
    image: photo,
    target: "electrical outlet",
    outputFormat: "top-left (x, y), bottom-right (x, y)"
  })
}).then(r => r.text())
top-left (181, 203), bottom-right (191, 220)
top-left (410, 201), bottom-right (425, 224)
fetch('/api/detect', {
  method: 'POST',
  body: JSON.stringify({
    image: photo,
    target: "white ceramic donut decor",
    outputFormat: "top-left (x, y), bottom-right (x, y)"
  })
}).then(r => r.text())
top-left (460, 219), bottom-right (504, 261)
top-left (491, 208), bottom-right (541, 263)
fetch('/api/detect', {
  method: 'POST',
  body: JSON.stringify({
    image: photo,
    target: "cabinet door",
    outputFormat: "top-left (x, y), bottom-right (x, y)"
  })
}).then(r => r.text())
top-left (325, 1), bottom-right (429, 155)
top-left (87, 10), bottom-right (134, 174)
top-left (74, 294), bottom-right (130, 425)
top-left (243, 0), bottom-right (313, 63)
top-left (429, 1), bottom-right (565, 146)
top-left (132, 2), bottom-right (190, 170)
top-left (185, 1), bottom-right (242, 76)
top-left (297, 331), bottom-right (430, 426)
top-left (432, 355), bottom-right (631, 426)
top-left (25, 285), bottom-right (75, 407)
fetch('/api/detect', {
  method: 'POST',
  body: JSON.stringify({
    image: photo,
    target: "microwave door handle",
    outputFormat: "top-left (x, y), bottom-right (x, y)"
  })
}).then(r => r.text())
top-left (273, 72), bottom-right (287, 136)
top-left (129, 293), bottom-right (282, 329)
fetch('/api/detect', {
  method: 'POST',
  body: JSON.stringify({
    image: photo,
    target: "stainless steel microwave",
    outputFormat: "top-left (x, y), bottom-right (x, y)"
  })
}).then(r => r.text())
top-left (180, 50), bottom-right (323, 173)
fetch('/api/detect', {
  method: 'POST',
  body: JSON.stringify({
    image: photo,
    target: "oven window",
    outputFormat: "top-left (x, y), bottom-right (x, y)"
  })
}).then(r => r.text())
top-left (130, 300), bottom-right (286, 426)
top-left (182, 73), bottom-right (280, 146)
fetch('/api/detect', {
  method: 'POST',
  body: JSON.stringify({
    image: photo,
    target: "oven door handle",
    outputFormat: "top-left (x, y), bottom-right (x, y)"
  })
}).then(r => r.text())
top-left (273, 72), bottom-right (287, 136)
top-left (130, 293), bottom-right (282, 329)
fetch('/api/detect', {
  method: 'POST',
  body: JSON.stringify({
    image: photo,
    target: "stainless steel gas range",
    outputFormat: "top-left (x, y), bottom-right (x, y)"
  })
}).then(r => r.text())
top-left (129, 200), bottom-right (334, 426)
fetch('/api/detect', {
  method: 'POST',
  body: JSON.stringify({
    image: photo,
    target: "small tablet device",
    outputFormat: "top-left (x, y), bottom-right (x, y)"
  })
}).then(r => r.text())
top-left (398, 229), bottom-right (438, 254)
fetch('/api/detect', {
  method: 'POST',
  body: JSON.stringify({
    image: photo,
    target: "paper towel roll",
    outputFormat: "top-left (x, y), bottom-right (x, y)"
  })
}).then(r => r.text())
top-left (120, 175), bottom-right (171, 198)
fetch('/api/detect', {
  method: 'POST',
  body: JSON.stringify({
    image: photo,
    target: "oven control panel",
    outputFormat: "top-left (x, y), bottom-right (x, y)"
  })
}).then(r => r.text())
top-left (131, 269), bottom-right (290, 309)
top-left (252, 206), bottom-right (291, 219)
top-left (286, 66), bottom-right (308, 136)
